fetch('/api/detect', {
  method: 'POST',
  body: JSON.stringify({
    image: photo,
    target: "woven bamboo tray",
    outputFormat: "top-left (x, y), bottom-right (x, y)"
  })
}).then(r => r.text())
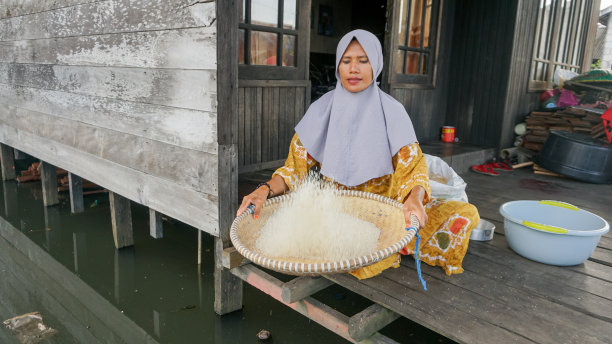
top-left (230, 190), bottom-right (415, 275)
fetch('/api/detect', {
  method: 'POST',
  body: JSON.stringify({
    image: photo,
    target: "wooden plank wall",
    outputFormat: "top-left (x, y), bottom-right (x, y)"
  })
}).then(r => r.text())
top-left (389, 1), bottom-right (456, 142)
top-left (499, 0), bottom-right (541, 149)
top-left (0, 0), bottom-right (221, 235)
top-left (238, 82), bottom-right (309, 172)
top-left (444, 0), bottom-right (519, 148)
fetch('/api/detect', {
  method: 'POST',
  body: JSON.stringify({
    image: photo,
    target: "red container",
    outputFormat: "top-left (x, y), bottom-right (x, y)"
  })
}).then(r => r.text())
top-left (441, 126), bottom-right (455, 142)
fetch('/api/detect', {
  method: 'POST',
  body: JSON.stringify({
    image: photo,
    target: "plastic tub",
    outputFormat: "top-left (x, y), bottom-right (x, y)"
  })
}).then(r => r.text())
top-left (499, 200), bottom-right (609, 266)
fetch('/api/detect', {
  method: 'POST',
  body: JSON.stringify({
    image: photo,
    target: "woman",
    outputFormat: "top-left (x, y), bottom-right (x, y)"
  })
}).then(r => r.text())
top-left (237, 30), bottom-right (479, 279)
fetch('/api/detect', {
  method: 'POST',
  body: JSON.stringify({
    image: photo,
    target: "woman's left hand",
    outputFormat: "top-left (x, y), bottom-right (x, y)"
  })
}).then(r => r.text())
top-left (403, 186), bottom-right (428, 231)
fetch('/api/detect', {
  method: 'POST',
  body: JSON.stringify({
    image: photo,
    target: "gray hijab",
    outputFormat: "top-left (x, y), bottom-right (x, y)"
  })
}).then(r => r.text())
top-left (295, 29), bottom-right (418, 187)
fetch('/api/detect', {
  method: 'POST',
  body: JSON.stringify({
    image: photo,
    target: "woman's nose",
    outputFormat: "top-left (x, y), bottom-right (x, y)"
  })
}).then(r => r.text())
top-left (349, 61), bottom-right (359, 72)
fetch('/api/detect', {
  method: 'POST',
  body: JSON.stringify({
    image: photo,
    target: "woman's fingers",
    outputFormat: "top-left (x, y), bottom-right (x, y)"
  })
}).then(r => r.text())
top-left (236, 197), bottom-right (253, 216)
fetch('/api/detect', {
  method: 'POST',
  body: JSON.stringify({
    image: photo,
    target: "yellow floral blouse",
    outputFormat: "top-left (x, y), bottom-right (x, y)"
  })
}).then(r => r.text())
top-left (274, 134), bottom-right (431, 203)
top-left (273, 134), bottom-right (479, 279)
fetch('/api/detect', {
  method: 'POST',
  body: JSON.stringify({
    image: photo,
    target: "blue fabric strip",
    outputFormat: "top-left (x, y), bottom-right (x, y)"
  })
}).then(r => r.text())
top-left (406, 227), bottom-right (427, 291)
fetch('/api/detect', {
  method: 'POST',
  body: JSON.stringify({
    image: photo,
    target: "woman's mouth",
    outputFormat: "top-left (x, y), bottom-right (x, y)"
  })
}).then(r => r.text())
top-left (347, 78), bottom-right (361, 85)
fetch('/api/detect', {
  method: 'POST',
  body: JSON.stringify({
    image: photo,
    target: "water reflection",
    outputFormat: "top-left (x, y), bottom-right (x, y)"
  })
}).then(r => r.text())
top-left (0, 180), bottom-right (348, 343)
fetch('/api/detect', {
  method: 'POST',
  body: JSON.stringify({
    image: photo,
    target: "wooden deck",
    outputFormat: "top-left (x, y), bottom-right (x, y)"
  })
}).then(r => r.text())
top-left (235, 166), bottom-right (612, 343)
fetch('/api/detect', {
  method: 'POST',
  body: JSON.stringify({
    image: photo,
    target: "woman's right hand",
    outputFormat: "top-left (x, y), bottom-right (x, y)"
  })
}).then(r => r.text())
top-left (236, 186), bottom-right (269, 219)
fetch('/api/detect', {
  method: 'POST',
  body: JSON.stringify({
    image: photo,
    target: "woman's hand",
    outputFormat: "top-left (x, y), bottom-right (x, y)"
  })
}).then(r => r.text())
top-left (403, 186), bottom-right (427, 231)
top-left (236, 186), bottom-right (269, 219)
top-left (236, 175), bottom-right (289, 219)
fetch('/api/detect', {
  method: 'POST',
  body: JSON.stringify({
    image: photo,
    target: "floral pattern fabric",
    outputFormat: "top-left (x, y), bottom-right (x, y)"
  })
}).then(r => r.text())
top-left (273, 134), bottom-right (479, 278)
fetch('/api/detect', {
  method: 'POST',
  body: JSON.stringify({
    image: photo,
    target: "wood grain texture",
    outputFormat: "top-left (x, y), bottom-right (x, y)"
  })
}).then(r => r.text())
top-left (109, 191), bottom-right (133, 249)
top-left (0, 123), bottom-right (219, 235)
top-left (0, 27), bottom-right (216, 69)
top-left (0, 0), bottom-right (99, 19)
top-left (0, 63), bottom-right (217, 112)
top-left (238, 86), bottom-right (307, 170)
top-left (0, 104), bottom-right (218, 194)
top-left (0, 0), bottom-right (216, 41)
top-left (149, 209), bottom-right (163, 239)
top-left (68, 172), bottom-right (84, 213)
top-left (40, 160), bottom-right (59, 206)
top-left (215, 0), bottom-right (242, 315)
top-left (0, 142), bottom-right (15, 180)
top-left (0, 83), bottom-right (217, 153)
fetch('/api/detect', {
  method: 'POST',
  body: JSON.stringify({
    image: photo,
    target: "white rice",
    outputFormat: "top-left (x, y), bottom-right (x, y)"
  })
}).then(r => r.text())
top-left (255, 174), bottom-right (380, 261)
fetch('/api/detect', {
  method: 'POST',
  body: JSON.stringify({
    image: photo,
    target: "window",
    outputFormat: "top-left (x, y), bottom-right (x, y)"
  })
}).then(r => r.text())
top-left (391, 0), bottom-right (440, 86)
top-left (239, 0), bottom-right (306, 80)
top-left (530, 0), bottom-right (593, 90)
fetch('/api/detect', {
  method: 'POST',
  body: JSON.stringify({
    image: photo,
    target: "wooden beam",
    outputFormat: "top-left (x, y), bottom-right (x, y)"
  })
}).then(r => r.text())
top-left (0, 143), bottom-right (16, 180)
top-left (13, 148), bottom-right (26, 160)
top-left (39, 160), bottom-right (59, 206)
top-left (281, 276), bottom-right (334, 304)
top-left (109, 192), bottom-right (133, 249)
top-left (348, 304), bottom-right (401, 342)
top-left (214, 0), bottom-right (243, 315)
top-left (221, 247), bottom-right (249, 269)
top-left (230, 264), bottom-right (396, 343)
top-left (68, 173), bottom-right (84, 213)
top-left (149, 209), bottom-right (163, 239)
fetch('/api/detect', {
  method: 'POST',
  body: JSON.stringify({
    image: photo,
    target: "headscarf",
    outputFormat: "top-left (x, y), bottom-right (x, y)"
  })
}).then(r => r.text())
top-left (295, 29), bottom-right (418, 187)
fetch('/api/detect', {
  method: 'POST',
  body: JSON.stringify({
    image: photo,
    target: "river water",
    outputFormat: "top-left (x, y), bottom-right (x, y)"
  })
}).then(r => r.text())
top-left (0, 161), bottom-right (451, 343)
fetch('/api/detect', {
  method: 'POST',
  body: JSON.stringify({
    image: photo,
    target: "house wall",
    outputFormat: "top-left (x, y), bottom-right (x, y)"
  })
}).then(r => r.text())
top-left (444, 0), bottom-right (519, 148)
top-left (0, 0), bottom-right (221, 235)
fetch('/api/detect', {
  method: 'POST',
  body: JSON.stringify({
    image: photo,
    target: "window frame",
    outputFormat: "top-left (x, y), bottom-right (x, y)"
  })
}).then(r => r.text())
top-left (529, 0), bottom-right (594, 91)
top-left (385, 0), bottom-right (442, 89)
top-left (238, 0), bottom-right (309, 80)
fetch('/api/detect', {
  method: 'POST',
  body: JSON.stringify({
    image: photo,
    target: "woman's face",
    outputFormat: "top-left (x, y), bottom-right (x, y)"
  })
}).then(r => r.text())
top-left (338, 40), bottom-right (373, 93)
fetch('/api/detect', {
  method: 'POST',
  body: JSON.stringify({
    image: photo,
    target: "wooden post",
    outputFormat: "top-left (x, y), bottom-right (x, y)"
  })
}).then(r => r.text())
top-left (214, 0), bottom-right (243, 315)
top-left (0, 143), bottom-right (16, 181)
top-left (109, 191), bottom-right (133, 248)
top-left (40, 161), bottom-right (59, 206)
top-left (13, 148), bottom-right (26, 160)
top-left (68, 173), bottom-right (84, 213)
top-left (149, 209), bottom-right (163, 238)
top-left (3, 181), bottom-right (17, 218)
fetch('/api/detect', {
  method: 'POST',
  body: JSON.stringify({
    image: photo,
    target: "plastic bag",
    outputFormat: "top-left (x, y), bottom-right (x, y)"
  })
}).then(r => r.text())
top-left (424, 154), bottom-right (468, 202)
top-left (553, 69), bottom-right (578, 87)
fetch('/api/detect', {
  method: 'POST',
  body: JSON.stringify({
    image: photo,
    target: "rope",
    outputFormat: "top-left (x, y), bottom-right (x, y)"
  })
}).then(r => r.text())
top-left (406, 227), bottom-right (427, 291)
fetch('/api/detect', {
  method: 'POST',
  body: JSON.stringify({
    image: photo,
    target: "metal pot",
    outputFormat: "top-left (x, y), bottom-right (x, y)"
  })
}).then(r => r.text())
top-left (537, 130), bottom-right (612, 184)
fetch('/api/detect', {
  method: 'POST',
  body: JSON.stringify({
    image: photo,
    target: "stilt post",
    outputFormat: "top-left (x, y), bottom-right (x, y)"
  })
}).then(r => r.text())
top-left (68, 173), bottom-right (84, 213)
top-left (0, 143), bottom-right (16, 180)
top-left (40, 161), bottom-right (59, 206)
top-left (109, 191), bottom-right (133, 248)
top-left (214, 0), bottom-right (243, 316)
top-left (149, 209), bottom-right (163, 238)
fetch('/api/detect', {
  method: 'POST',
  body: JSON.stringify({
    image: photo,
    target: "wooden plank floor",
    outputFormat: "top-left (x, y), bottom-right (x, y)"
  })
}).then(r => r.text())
top-left (327, 168), bottom-right (612, 344)
top-left (238, 166), bottom-right (612, 343)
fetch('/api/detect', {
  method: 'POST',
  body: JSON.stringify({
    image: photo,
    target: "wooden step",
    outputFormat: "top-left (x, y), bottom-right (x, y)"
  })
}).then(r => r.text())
top-left (230, 264), bottom-right (399, 343)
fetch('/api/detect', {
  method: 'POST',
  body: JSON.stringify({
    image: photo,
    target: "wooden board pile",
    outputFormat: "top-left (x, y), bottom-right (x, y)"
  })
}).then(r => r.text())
top-left (16, 162), bottom-right (67, 183)
top-left (524, 107), bottom-right (605, 151)
top-left (16, 162), bottom-right (105, 195)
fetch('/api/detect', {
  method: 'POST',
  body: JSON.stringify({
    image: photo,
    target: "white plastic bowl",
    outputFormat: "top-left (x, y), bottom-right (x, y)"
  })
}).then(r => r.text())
top-left (499, 200), bottom-right (609, 266)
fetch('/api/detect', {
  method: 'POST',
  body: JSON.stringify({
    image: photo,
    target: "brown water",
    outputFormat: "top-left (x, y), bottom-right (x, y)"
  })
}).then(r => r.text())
top-left (0, 161), bottom-right (453, 344)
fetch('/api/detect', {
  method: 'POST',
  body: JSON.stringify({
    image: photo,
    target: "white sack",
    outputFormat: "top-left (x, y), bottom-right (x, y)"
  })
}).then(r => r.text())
top-left (424, 154), bottom-right (468, 202)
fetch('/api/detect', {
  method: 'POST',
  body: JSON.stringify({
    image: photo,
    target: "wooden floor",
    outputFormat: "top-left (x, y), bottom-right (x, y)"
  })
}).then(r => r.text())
top-left (236, 167), bottom-right (612, 343)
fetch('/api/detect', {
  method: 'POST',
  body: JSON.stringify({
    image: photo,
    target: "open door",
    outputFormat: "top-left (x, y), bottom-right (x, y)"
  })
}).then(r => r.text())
top-left (237, 0), bottom-right (312, 173)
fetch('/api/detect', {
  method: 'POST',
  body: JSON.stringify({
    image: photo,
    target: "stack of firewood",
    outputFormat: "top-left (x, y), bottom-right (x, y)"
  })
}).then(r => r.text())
top-left (16, 162), bottom-right (105, 194)
top-left (524, 107), bottom-right (605, 151)
top-left (16, 162), bottom-right (67, 183)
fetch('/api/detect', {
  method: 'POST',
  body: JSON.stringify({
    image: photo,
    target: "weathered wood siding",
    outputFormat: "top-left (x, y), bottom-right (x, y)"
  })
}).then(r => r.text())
top-left (445, 0), bottom-right (518, 147)
top-left (238, 81), bottom-right (309, 172)
top-left (389, 1), bottom-right (456, 142)
top-left (0, 0), bottom-right (220, 235)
